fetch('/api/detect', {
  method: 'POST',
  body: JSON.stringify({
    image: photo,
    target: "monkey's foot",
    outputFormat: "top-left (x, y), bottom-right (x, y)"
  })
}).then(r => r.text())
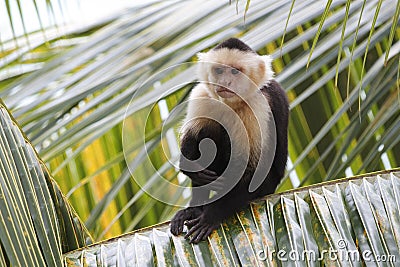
top-left (184, 215), bottom-right (219, 244)
top-left (170, 207), bottom-right (202, 236)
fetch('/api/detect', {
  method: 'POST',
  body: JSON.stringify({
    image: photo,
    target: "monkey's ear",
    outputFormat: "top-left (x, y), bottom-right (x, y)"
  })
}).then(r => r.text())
top-left (260, 55), bottom-right (274, 81)
top-left (196, 52), bottom-right (209, 81)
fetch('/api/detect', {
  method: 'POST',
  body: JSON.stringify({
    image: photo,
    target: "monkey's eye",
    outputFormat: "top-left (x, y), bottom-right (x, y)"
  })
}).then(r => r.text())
top-left (214, 67), bottom-right (224, 75)
top-left (231, 68), bottom-right (239, 75)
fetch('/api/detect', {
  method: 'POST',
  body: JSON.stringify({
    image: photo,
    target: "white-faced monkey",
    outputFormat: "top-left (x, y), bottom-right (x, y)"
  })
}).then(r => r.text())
top-left (170, 38), bottom-right (289, 243)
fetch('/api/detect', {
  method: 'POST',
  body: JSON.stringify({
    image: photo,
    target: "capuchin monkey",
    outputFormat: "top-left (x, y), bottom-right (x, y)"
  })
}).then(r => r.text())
top-left (170, 38), bottom-right (289, 243)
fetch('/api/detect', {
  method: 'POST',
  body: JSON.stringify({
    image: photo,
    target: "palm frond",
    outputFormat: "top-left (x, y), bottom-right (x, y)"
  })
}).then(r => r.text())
top-left (63, 170), bottom-right (400, 266)
top-left (0, 101), bottom-right (92, 266)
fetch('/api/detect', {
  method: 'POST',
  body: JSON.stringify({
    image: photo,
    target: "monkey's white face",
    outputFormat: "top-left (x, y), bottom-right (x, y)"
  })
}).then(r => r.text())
top-left (209, 64), bottom-right (255, 100)
top-left (197, 48), bottom-right (274, 103)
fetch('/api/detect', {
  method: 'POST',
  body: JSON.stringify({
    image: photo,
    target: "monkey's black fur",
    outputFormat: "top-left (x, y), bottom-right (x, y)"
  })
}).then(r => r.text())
top-left (170, 39), bottom-right (289, 243)
top-left (214, 37), bottom-right (255, 53)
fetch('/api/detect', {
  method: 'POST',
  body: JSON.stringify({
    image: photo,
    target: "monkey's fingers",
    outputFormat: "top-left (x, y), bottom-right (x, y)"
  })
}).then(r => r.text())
top-left (195, 172), bottom-right (219, 184)
top-left (200, 169), bottom-right (217, 176)
top-left (184, 222), bottom-right (201, 240)
top-left (185, 222), bottom-right (215, 244)
top-left (184, 217), bottom-right (200, 228)
top-left (170, 216), bottom-right (185, 235)
top-left (170, 219), bottom-right (184, 236)
top-left (191, 226), bottom-right (214, 244)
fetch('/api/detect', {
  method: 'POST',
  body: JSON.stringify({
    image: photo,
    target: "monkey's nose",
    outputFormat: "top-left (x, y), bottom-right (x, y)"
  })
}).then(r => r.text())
top-left (222, 81), bottom-right (231, 87)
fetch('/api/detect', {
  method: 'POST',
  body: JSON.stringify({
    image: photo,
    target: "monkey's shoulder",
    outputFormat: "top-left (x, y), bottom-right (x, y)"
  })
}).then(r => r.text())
top-left (260, 80), bottom-right (289, 112)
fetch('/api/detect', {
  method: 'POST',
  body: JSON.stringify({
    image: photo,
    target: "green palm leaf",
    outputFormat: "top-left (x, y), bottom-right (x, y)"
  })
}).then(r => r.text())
top-left (63, 170), bottom-right (400, 266)
top-left (0, 102), bottom-right (92, 266)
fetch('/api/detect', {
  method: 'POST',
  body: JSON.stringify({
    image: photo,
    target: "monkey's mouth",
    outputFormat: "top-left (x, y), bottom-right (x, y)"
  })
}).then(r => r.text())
top-left (215, 86), bottom-right (236, 98)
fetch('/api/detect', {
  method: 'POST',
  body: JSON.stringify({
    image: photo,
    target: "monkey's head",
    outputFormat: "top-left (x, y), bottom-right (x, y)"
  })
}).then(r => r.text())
top-left (197, 38), bottom-right (273, 103)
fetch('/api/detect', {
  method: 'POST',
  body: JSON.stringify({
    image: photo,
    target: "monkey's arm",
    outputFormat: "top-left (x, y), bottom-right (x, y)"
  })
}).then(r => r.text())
top-left (179, 131), bottom-right (224, 191)
top-left (171, 132), bottom-right (219, 236)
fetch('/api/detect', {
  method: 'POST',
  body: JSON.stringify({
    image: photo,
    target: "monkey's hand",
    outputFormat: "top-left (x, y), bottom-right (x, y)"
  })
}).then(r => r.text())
top-left (181, 160), bottom-right (225, 190)
top-left (184, 212), bottom-right (220, 244)
top-left (187, 169), bottom-right (226, 192)
top-left (170, 207), bottom-right (203, 236)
